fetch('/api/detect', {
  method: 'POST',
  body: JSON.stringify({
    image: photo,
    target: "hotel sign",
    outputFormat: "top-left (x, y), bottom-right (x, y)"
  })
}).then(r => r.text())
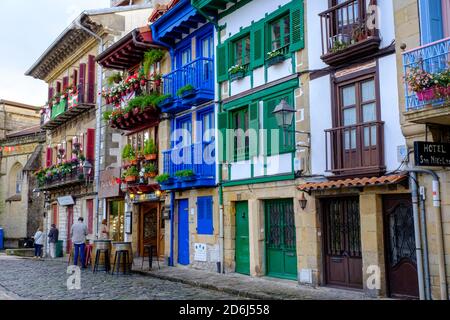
top-left (414, 142), bottom-right (450, 167)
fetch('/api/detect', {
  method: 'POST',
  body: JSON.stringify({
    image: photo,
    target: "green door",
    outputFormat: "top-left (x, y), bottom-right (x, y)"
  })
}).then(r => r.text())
top-left (235, 201), bottom-right (250, 275)
top-left (266, 199), bottom-right (297, 280)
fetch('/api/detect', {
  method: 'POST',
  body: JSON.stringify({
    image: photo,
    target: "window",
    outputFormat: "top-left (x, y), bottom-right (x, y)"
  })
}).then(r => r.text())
top-left (109, 200), bottom-right (125, 242)
top-left (197, 196), bottom-right (213, 235)
top-left (175, 115), bottom-right (192, 147)
top-left (86, 199), bottom-right (94, 234)
top-left (199, 109), bottom-right (215, 143)
top-left (270, 15), bottom-right (290, 51)
top-left (231, 108), bottom-right (249, 161)
top-left (15, 170), bottom-right (23, 194)
top-left (233, 35), bottom-right (250, 66)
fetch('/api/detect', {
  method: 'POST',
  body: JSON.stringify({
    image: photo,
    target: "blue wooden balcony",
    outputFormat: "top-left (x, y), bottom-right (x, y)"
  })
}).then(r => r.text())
top-left (160, 57), bottom-right (215, 114)
top-left (403, 37), bottom-right (450, 112)
top-left (160, 142), bottom-right (216, 191)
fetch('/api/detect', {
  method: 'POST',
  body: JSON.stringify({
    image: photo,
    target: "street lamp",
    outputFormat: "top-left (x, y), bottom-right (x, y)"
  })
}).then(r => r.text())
top-left (82, 160), bottom-right (93, 186)
top-left (272, 99), bottom-right (295, 129)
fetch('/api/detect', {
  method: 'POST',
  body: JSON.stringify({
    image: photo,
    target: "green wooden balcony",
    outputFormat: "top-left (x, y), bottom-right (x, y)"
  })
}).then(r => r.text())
top-left (191, 0), bottom-right (246, 18)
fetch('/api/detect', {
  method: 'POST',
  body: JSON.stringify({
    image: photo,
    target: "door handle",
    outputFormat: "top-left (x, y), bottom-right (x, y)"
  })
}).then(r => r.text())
top-left (242, 212), bottom-right (246, 219)
top-left (286, 252), bottom-right (295, 257)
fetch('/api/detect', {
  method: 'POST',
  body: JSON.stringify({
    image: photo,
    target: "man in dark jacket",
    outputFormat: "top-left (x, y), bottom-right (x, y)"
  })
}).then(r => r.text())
top-left (48, 224), bottom-right (59, 259)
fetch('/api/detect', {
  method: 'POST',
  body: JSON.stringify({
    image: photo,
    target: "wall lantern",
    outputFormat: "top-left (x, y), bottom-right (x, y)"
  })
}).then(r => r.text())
top-left (299, 193), bottom-right (308, 210)
top-left (82, 160), bottom-right (93, 186)
top-left (272, 99), bottom-right (295, 129)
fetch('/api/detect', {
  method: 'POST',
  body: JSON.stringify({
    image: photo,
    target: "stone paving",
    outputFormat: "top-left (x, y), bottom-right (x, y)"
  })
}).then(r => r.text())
top-left (0, 255), bottom-right (240, 300)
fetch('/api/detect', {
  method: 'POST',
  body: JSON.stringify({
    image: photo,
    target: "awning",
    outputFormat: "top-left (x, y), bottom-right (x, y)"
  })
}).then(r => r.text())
top-left (297, 174), bottom-right (408, 192)
top-left (97, 27), bottom-right (164, 70)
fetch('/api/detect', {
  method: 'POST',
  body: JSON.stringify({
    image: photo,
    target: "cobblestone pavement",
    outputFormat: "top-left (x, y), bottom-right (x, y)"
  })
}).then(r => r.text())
top-left (0, 256), bottom-right (240, 300)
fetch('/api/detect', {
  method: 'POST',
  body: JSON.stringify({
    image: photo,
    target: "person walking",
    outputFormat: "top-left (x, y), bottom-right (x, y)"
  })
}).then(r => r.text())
top-left (71, 217), bottom-right (88, 268)
top-left (48, 224), bottom-right (59, 259)
top-left (33, 227), bottom-right (44, 259)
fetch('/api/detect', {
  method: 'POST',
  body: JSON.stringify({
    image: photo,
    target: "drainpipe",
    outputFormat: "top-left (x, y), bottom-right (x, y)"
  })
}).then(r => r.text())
top-left (218, 162), bottom-right (224, 274)
top-left (404, 168), bottom-right (448, 300)
top-left (419, 186), bottom-right (432, 300)
top-left (410, 172), bottom-right (425, 300)
top-left (169, 191), bottom-right (175, 266)
top-left (74, 18), bottom-right (103, 239)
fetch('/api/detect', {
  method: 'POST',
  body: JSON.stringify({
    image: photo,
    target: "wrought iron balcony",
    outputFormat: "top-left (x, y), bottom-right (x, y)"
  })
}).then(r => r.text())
top-left (325, 121), bottom-right (385, 177)
top-left (161, 141), bottom-right (216, 190)
top-left (403, 37), bottom-right (450, 123)
top-left (319, 0), bottom-right (380, 66)
top-left (38, 164), bottom-right (93, 191)
top-left (161, 57), bottom-right (214, 113)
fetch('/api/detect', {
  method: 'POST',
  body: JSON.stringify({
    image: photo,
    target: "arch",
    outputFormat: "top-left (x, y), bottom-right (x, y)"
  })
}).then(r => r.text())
top-left (9, 162), bottom-right (24, 197)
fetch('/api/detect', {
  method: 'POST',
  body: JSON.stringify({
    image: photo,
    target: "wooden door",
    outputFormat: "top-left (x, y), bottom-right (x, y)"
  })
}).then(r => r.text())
top-left (383, 195), bottom-right (419, 299)
top-left (235, 201), bottom-right (250, 275)
top-left (177, 199), bottom-right (190, 265)
top-left (66, 206), bottom-right (74, 253)
top-left (52, 204), bottom-right (58, 227)
top-left (265, 199), bottom-right (297, 280)
top-left (139, 203), bottom-right (158, 257)
top-left (322, 197), bottom-right (363, 289)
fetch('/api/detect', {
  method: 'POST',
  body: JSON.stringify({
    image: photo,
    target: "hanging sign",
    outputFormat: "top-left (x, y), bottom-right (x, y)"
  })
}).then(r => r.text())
top-left (57, 196), bottom-right (75, 206)
top-left (414, 141), bottom-right (450, 167)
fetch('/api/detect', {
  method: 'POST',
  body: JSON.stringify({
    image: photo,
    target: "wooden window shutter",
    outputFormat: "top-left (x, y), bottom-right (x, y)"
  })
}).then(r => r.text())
top-left (56, 81), bottom-right (62, 93)
top-left (79, 63), bottom-right (87, 103)
top-left (46, 147), bottom-right (53, 167)
top-left (87, 199), bottom-right (94, 234)
top-left (217, 111), bottom-right (230, 163)
top-left (62, 76), bottom-right (69, 91)
top-left (250, 21), bottom-right (265, 69)
top-left (248, 102), bottom-right (259, 158)
top-left (419, 0), bottom-right (444, 44)
top-left (87, 55), bottom-right (96, 104)
top-left (290, 0), bottom-right (305, 52)
top-left (86, 128), bottom-right (95, 162)
top-left (216, 42), bottom-right (229, 83)
top-left (72, 69), bottom-right (78, 87)
top-left (197, 196), bottom-right (213, 235)
top-left (48, 86), bottom-right (54, 102)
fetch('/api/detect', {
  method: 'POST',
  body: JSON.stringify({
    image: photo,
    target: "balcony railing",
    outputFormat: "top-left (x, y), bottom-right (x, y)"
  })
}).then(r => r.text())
top-left (403, 37), bottom-right (450, 111)
top-left (161, 57), bottom-right (214, 112)
top-left (319, 0), bottom-right (380, 65)
top-left (161, 141), bottom-right (216, 190)
top-left (38, 165), bottom-right (93, 191)
top-left (325, 121), bottom-right (385, 176)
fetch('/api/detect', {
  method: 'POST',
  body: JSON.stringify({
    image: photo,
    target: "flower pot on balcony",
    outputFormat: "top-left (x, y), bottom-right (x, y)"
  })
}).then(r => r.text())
top-left (145, 154), bottom-right (157, 161)
top-left (125, 176), bottom-right (137, 183)
top-left (181, 89), bottom-right (196, 99)
top-left (158, 96), bottom-right (173, 107)
top-left (140, 79), bottom-right (146, 87)
top-left (417, 88), bottom-right (435, 102)
top-left (155, 79), bottom-right (161, 87)
top-left (229, 71), bottom-right (245, 81)
top-left (130, 159), bottom-right (138, 166)
top-left (145, 172), bottom-right (157, 179)
top-left (266, 55), bottom-right (286, 67)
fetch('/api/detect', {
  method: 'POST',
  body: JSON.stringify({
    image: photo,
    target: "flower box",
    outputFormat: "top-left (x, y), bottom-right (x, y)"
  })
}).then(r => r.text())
top-left (229, 71), bottom-right (245, 81)
top-left (266, 54), bottom-right (286, 67)
top-left (125, 176), bottom-right (137, 183)
top-left (145, 154), bottom-right (157, 161)
top-left (417, 88), bottom-right (435, 102)
top-left (158, 96), bottom-right (173, 107)
top-left (181, 89), bottom-right (196, 98)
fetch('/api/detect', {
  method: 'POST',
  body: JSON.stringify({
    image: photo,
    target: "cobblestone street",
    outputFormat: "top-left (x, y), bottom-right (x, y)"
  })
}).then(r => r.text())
top-left (0, 256), bottom-right (240, 300)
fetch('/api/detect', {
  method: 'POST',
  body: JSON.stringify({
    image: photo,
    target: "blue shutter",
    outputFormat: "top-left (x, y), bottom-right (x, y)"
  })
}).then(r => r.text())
top-left (419, 0), bottom-right (444, 44)
top-left (197, 196), bottom-right (213, 235)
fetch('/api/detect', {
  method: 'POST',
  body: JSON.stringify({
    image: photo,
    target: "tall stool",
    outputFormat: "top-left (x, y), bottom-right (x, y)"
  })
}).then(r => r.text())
top-left (93, 249), bottom-right (110, 273)
top-left (112, 250), bottom-right (131, 275)
top-left (141, 245), bottom-right (160, 270)
top-left (84, 244), bottom-right (93, 269)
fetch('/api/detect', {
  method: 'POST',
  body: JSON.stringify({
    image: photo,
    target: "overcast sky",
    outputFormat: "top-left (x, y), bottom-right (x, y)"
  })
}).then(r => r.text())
top-left (0, 0), bottom-right (110, 106)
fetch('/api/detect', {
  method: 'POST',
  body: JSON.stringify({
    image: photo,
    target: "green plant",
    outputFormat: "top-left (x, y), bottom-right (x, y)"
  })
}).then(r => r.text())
top-left (140, 94), bottom-right (159, 110)
top-left (143, 49), bottom-right (165, 75)
top-left (107, 72), bottom-right (123, 86)
top-left (102, 111), bottom-right (112, 121)
top-left (122, 144), bottom-right (135, 160)
top-left (330, 40), bottom-right (348, 53)
top-left (144, 163), bottom-right (158, 174)
top-left (156, 173), bottom-right (170, 184)
top-left (125, 166), bottom-right (139, 177)
top-left (267, 49), bottom-right (284, 59)
top-left (144, 139), bottom-right (157, 155)
top-left (228, 65), bottom-right (246, 75)
top-left (176, 84), bottom-right (195, 97)
top-left (155, 94), bottom-right (172, 105)
top-left (175, 169), bottom-right (194, 178)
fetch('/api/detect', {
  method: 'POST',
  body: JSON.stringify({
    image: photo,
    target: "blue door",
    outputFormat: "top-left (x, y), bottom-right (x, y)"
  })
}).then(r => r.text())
top-left (178, 199), bottom-right (190, 265)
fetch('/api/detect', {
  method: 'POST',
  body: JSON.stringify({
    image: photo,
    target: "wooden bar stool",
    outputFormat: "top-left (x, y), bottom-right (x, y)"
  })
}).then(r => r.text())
top-left (93, 248), bottom-right (110, 273)
top-left (112, 250), bottom-right (131, 275)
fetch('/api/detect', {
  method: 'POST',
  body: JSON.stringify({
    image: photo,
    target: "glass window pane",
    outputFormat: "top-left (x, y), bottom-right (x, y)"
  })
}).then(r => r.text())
top-left (244, 37), bottom-right (250, 64)
top-left (364, 125), bottom-right (378, 147)
top-left (343, 107), bottom-right (357, 126)
top-left (362, 80), bottom-right (375, 102)
top-left (362, 103), bottom-right (376, 122)
top-left (272, 22), bottom-right (281, 49)
top-left (283, 16), bottom-right (290, 46)
top-left (235, 41), bottom-right (242, 65)
top-left (342, 85), bottom-right (356, 106)
top-left (345, 129), bottom-right (357, 150)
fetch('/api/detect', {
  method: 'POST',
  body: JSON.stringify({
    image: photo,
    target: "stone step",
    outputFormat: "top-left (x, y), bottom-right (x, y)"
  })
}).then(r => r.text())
top-left (6, 249), bottom-right (35, 257)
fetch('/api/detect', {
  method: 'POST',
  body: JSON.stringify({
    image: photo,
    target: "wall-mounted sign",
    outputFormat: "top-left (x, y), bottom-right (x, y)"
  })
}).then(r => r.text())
top-left (194, 243), bottom-right (207, 262)
top-left (57, 196), bottom-right (75, 206)
top-left (125, 211), bottom-right (132, 234)
top-left (414, 141), bottom-right (450, 167)
top-left (132, 193), bottom-right (160, 204)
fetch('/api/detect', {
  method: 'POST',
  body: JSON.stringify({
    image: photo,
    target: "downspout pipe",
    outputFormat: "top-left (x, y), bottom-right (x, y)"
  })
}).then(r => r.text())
top-left (75, 18), bottom-right (104, 239)
top-left (419, 187), bottom-right (432, 300)
top-left (403, 168), bottom-right (448, 300)
top-left (169, 191), bottom-right (175, 266)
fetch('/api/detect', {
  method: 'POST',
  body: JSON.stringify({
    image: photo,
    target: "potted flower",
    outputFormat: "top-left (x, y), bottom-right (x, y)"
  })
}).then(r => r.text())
top-left (157, 94), bottom-right (173, 107)
top-left (352, 23), bottom-right (368, 43)
top-left (228, 65), bottom-right (246, 81)
top-left (107, 72), bottom-right (123, 86)
top-left (122, 144), bottom-right (135, 166)
top-left (144, 163), bottom-right (158, 179)
top-left (156, 173), bottom-right (171, 185)
top-left (124, 166), bottom-right (139, 183)
top-left (152, 73), bottom-right (162, 87)
top-left (405, 67), bottom-right (435, 102)
top-left (143, 49), bottom-right (165, 76)
top-left (144, 139), bottom-right (158, 160)
top-left (266, 49), bottom-right (286, 67)
top-left (175, 169), bottom-right (195, 182)
top-left (177, 84), bottom-right (196, 98)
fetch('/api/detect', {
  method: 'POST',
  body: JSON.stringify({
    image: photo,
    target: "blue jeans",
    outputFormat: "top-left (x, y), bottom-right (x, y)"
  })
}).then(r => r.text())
top-left (73, 243), bottom-right (86, 268)
top-left (34, 244), bottom-right (43, 257)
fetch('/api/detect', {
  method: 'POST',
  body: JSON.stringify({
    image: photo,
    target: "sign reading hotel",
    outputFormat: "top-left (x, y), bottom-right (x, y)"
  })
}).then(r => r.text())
top-left (414, 142), bottom-right (450, 167)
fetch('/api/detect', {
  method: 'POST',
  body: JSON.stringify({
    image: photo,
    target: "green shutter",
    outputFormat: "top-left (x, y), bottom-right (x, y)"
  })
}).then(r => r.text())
top-left (290, 0), bottom-right (304, 52)
top-left (218, 111), bottom-right (230, 162)
top-left (250, 20), bottom-right (265, 69)
top-left (265, 98), bottom-right (278, 156)
top-left (217, 42), bottom-right (229, 83)
top-left (249, 102), bottom-right (259, 158)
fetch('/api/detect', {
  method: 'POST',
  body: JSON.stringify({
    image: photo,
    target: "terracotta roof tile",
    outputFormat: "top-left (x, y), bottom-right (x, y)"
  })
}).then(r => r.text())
top-left (297, 174), bottom-right (408, 192)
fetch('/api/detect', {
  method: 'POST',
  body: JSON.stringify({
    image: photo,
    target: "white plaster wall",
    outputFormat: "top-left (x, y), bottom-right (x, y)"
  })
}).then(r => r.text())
top-left (309, 75), bottom-right (332, 176)
top-left (377, 0), bottom-right (396, 48)
top-left (306, 0), bottom-right (328, 71)
top-left (230, 161), bottom-right (252, 180)
top-left (266, 153), bottom-right (293, 176)
top-left (378, 54), bottom-right (405, 171)
top-left (119, 9), bottom-right (153, 34)
top-left (267, 58), bottom-right (293, 83)
top-left (230, 76), bottom-right (252, 95)
top-left (253, 67), bottom-right (265, 87)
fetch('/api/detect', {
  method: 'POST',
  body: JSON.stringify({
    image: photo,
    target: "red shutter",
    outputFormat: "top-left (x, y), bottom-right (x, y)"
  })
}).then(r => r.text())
top-left (56, 81), bottom-right (61, 93)
top-left (79, 63), bottom-right (87, 103)
top-left (86, 128), bottom-right (95, 162)
top-left (62, 76), bottom-right (69, 91)
top-left (48, 86), bottom-right (54, 101)
top-left (87, 55), bottom-right (96, 104)
top-left (46, 147), bottom-right (53, 167)
top-left (72, 69), bottom-right (78, 88)
top-left (87, 199), bottom-right (94, 234)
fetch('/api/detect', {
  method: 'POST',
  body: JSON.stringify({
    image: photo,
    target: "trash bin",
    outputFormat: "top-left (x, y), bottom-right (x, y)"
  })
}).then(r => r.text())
top-left (55, 240), bottom-right (63, 258)
top-left (0, 228), bottom-right (4, 250)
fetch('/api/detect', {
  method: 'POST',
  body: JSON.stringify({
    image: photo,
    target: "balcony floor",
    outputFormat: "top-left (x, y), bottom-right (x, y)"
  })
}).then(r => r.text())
top-left (42, 103), bottom-right (95, 131)
top-left (404, 103), bottom-right (450, 125)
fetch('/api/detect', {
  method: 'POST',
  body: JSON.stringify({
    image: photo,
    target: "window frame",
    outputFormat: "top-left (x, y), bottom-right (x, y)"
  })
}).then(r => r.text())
top-left (268, 13), bottom-right (291, 52)
top-left (197, 196), bottom-right (214, 235)
top-left (232, 34), bottom-right (251, 67)
top-left (230, 106), bottom-right (250, 162)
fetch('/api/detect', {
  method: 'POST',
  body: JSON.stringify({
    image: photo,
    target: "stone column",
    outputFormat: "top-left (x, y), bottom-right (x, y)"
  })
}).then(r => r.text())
top-left (248, 199), bottom-right (264, 277)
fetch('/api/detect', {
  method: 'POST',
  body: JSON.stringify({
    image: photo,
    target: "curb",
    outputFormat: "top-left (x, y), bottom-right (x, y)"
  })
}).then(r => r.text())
top-left (132, 270), bottom-right (279, 300)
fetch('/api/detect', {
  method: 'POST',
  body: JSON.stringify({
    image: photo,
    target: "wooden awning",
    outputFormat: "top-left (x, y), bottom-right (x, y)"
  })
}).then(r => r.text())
top-left (97, 27), bottom-right (164, 70)
top-left (297, 174), bottom-right (408, 193)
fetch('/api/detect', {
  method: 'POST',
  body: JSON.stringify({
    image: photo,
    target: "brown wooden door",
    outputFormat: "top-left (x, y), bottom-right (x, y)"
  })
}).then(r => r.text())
top-left (139, 204), bottom-right (159, 257)
top-left (322, 197), bottom-right (363, 289)
top-left (66, 206), bottom-right (74, 253)
top-left (383, 195), bottom-right (419, 299)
